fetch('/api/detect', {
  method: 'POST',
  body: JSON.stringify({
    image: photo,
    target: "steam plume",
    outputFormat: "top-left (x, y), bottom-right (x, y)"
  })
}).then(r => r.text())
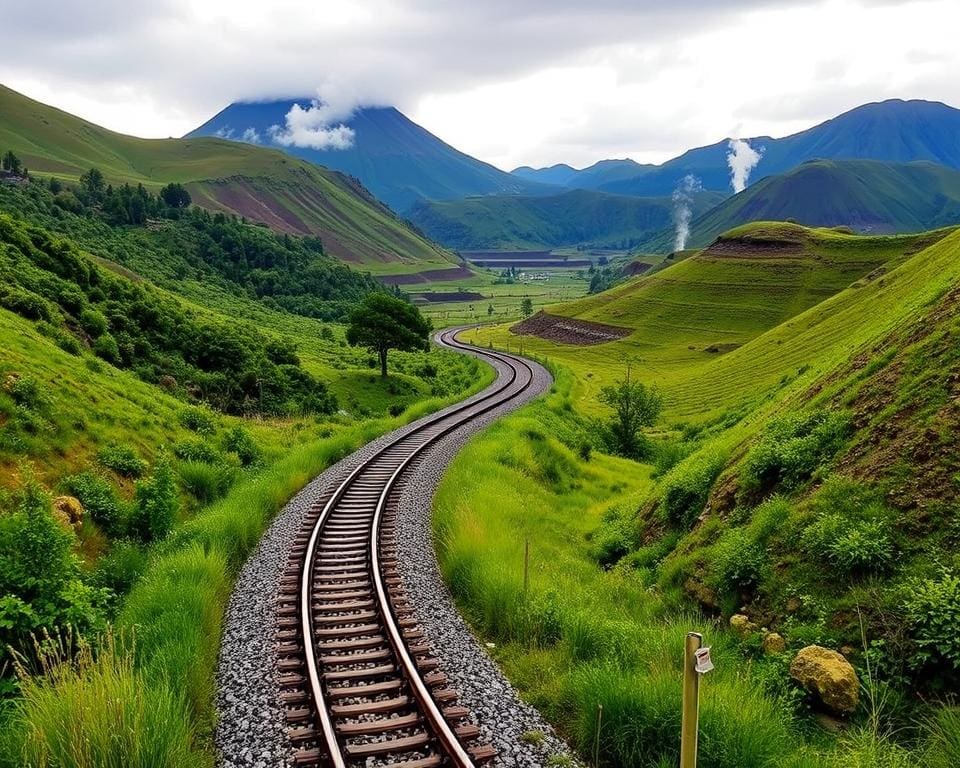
top-left (672, 174), bottom-right (701, 251)
top-left (726, 138), bottom-right (762, 193)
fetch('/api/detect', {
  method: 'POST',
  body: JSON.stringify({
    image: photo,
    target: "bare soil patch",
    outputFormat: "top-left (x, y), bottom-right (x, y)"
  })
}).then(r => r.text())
top-left (380, 265), bottom-right (475, 285)
top-left (625, 260), bottom-right (653, 276)
top-left (412, 291), bottom-right (486, 303)
top-left (511, 311), bottom-right (631, 345)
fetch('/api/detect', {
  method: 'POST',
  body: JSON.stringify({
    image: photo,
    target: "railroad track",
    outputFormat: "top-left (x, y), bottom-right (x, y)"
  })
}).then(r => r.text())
top-left (275, 329), bottom-right (536, 768)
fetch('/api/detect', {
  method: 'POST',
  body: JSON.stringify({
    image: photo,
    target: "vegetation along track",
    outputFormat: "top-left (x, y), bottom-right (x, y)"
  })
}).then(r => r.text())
top-left (275, 329), bottom-right (536, 768)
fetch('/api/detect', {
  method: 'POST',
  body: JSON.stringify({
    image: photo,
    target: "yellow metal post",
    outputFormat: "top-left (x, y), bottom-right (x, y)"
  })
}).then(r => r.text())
top-left (680, 632), bottom-right (702, 768)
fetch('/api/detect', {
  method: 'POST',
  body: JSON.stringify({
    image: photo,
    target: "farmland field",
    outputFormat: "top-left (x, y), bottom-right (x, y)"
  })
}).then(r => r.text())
top-left (407, 265), bottom-right (592, 324)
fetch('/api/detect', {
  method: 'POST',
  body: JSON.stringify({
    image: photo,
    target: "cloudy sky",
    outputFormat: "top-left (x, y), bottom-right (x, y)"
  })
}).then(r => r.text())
top-left (3, 0), bottom-right (958, 170)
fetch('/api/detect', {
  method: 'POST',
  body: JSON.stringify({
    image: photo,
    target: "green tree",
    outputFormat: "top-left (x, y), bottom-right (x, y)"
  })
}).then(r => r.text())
top-left (159, 182), bottom-right (191, 209)
top-left (487, 303), bottom-right (494, 317)
top-left (79, 167), bottom-right (106, 205)
top-left (520, 297), bottom-right (534, 317)
top-left (598, 367), bottom-right (663, 459)
top-left (130, 450), bottom-right (178, 543)
top-left (346, 292), bottom-right (432, 377)
top-left (2, 150), bottom-right (22, 174)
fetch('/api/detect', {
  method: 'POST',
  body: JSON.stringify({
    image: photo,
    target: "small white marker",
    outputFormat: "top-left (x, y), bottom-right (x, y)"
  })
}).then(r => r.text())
top-left (694, 646), bottom-right (714, 674)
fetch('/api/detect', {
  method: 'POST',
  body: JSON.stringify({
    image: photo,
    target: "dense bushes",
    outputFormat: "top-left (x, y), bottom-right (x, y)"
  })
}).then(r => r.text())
top-left (0, 210), bottom-right (339, 416)
top-left (903, 569), bottom-right (960, 684)
top-left (62, 472), bottom-right (127, 536)
top-left (802, 477), bottom-right (895, 576)
top-left (658, 449), bottom-right (727, 528)
top-left (0, 481), bottom-right (107, 677)
top-left (96, 444), bottom-right (147, 478)
top-left (740, 409), bottom-right (851, 497)
top-left (129, 452), bottom-right (178, 543)
top-left (2, 177), bottom-right (380, 323)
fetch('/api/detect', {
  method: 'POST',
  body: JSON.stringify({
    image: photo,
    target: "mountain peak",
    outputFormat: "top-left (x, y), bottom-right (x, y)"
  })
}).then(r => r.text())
top-left (188, 98), bottom-right (545, 211)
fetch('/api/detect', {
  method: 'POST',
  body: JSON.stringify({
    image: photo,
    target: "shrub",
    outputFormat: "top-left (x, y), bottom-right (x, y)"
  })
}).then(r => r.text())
top-left (903, 569), bottom-right (960, 681)
top-left (802, 480), bottom-right (895, 576)
top-left (7, 376), bottom-right (47, 411)
top-left (178, 461), bottom-right (236, 504)
top-left (61, 471), bottom-right (127, 536)
top-left (597, 376), bottom-right (663, 460)
top-left (0, 479), bottom-right (107, 672)
top-left (129, 452), bottom-right (178, 543)
top-left (223, 426), bottom-right (260, 466)
top-left (658, 449), bottom-right (727, 528)
top-left (178, 407), bottom-right (217, 436)
top-left (652, 438), bottom-right (694, 478)
top-left (0, 286), bottom-right (52, 321)
top-left (78, 308), bottom-right (108, 339)
top-left (92, 333), bottom-right (120, 365)
top-left (713, 528), bottom-right (766, 593)
top-left (96, 443), bottom-right (147, 478)
top-left (741, 410), bottom-right (851, 497)
top-left (173, 438), bottom-right (220, 464)
top-left (92, 540), bottom-right (147, 597)
top-left (589, 512), bottom-right (634, 568)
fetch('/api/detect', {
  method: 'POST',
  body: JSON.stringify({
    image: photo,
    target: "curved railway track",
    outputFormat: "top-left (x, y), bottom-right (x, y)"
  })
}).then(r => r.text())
top-left (275, 329), bottom-right (536, 768)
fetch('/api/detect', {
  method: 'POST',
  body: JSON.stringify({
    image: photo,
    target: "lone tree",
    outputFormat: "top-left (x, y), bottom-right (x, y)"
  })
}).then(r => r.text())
top-left (598, 365), bottom-right (663, 459)
top-left (520, 297), bottom-right (534, 317)
top-left (2, 150), bottom-right (22, 174)
top-left (160, 182), bottom-right (192, 209)
top-left (347, 293), bottom-right (432, 377)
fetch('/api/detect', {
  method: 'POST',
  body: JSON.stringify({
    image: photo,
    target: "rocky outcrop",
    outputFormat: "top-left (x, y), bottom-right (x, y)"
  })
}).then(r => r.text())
top-left (790, 645), bottom-right (860, 715)
top-left (52, 495), bottom-right (84, 529)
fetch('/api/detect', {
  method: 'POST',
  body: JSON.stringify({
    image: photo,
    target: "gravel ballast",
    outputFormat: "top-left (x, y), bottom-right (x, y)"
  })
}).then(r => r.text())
top-left (216, 342), bottom-right (577, 767)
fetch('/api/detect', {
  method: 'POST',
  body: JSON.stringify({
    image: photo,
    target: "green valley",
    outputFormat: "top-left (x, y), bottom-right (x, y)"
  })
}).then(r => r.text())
top-left (408, 187), bottom-right (724, 251)
top-left (3, 18), bottom-right (960, 768)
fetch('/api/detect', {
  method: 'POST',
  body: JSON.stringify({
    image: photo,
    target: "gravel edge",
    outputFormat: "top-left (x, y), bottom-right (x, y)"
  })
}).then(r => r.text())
top-left (215, 343), bottom-right (578, 767)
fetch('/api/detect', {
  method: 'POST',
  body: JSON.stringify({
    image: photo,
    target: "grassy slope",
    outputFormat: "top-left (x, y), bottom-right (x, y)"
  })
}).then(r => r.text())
top-left (408, 187), bottom-right (724, 250)
top-left (0, 84), bottom-right (457, 275)
top-left (446, 223), bottom-right (960, 765)
top-left (641, 159), bottom-right (960, 253)
top-left (0, 315), bottom-right (495, 764)
top-left (473, 222), bottom-right (953, 418)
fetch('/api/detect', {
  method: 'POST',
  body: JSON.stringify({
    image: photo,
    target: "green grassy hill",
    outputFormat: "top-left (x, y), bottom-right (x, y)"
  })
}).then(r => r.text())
top-left (0, 189), bottom-right (491, 765)
top-left (0, 84), bottom-right (458, 276)
top-left (641, 159), bottom-right (960, 252)
top-left (495, 221), bottom-right (952, 416)
top-left (408, 187), bottom-right (724, 250)
top-left (457, 220), bottom-right (960, 765)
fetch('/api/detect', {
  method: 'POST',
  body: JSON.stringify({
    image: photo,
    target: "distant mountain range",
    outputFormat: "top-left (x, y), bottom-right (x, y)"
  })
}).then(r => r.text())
top-left (188, 100), bottom-right (546, 212)
top-left (513, 99), bottom-right (960, 196)
top-left (0, 84), bottom-right (458, 275)
top-left (640, 158), bottom-right (960, 251)
top-left (180, 95), bottom-right (960, 253)
top-left (409, 188), bottom-right (723, 251)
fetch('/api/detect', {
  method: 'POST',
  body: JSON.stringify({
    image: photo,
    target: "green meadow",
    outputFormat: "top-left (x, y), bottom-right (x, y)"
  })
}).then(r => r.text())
top-left (410, 265), bottom-right (591, 325)
top-left (440, 221), bottom-right (960, 766)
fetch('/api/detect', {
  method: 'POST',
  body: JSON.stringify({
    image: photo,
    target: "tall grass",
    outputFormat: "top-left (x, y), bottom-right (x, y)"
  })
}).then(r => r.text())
top-left (2, 363), bottom-right (496, 764)
top-left (8, 634), bottom-right (196, 768)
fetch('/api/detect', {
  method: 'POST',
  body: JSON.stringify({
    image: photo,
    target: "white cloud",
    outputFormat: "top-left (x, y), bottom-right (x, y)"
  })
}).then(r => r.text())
top-left (0, 0), bottom-right (957, 169)
top-left (269, 101), bottom-right (356, 150)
